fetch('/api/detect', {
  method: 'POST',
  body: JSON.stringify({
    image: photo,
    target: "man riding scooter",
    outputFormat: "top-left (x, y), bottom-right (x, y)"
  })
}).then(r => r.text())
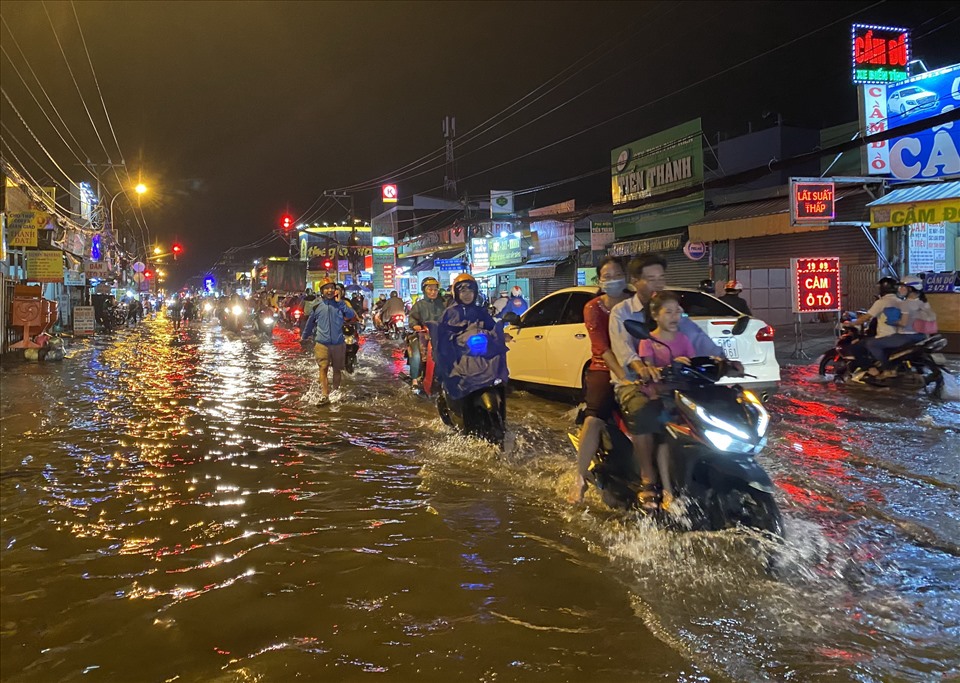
top-left (406, 277), bottom-right (447, 391)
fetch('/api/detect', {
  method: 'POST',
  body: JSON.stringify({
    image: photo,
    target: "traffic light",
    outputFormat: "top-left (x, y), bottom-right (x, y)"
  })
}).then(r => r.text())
top-left (172, 243), bottom-right (183, 260)
top-left (144, 269), bottom-right (153, 279)
top-left (322, 259), bottom-right (333, 271)
top-left (281, 214), bottom-right (294, 231)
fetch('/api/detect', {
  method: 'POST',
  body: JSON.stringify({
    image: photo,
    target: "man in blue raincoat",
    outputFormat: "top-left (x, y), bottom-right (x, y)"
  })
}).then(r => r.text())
top-left (504, 285), bottom-right (529, 317)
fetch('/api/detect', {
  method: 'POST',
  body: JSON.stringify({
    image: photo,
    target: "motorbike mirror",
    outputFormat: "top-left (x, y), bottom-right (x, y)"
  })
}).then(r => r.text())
top-left (731, 315), bottom-right (751, 336)
top-left (502, 312), bottom-right (521, 326)
top-left (624, 319), bottom-right (652, 340)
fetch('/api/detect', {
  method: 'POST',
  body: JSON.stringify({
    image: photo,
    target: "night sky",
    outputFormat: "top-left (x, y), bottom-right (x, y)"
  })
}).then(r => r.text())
top-left (2, 0), bottom-right (958, 282)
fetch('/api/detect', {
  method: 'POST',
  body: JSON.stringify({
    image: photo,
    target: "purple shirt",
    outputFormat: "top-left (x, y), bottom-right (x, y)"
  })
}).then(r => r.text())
top-left (638, 331), bottom-right (696, 368)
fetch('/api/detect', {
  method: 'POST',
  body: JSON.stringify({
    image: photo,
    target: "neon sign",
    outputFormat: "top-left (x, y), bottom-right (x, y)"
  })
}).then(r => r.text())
top-left (382, 184), bottom-right (398, 203)
top-left (851, 24), bottom-right (910, 84)
top-left (792, 257), bottom-right (841, 314)
top-left (790, 179), bottom-right (835, 225)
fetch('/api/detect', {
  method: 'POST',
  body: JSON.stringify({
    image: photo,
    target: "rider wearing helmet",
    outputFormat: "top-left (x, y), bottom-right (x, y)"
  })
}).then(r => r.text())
top-left (406, 277), bottom-right (447, 389)
top-left (898, 275), bottom-right (938, 336)
top-left (301, 280), bottom-right (357, 403)
top-left (848, 276), bottom-right (916, 376)
top-left (435, 274), bottom-right (509, 400)
top-left (504, 285), bottom-right (529, 316)
top-left (381, 290), bottom-right (406, 319)
top-left (719, 279), bottom-right (751, 315)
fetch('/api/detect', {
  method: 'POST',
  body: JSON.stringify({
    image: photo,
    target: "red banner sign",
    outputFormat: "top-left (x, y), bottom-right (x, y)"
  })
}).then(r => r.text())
top-left (792, 257), bottom-right (841, 314)
top-left (791, 180), bottom-right (836, 224)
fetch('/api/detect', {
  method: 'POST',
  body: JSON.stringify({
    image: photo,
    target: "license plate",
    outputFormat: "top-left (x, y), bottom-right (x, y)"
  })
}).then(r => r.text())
top-left (712, 337), bottom-right (739, 359)
top-left (931, 353), bottom-right (946, 365)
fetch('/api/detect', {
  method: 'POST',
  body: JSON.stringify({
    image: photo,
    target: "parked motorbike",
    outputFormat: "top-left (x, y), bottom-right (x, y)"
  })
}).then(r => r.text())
top-left (386, 313), bottom-right (406, 340)
top-left (569, 320), bottom-right (782, 535)
top-left (818, 311), bottom-right (948, 397)
top-left (343, 320), bottom-right (361, 373)
top-left (421, 322), bottom-right (507, 448)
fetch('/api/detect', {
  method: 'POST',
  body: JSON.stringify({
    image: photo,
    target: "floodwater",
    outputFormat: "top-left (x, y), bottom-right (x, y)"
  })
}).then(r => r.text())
top-left (1, 316), bottom-right (958, 682)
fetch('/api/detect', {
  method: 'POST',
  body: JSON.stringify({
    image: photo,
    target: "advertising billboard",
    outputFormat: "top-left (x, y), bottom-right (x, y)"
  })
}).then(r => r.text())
top-left (851, 24), bottom-right (910, 85)
top-left (859, 63), bottom-right (960, 179)
top-left (790, 179), bottom-right (836, 225)
top-left (611, 119), bottom-right (703, 207)
top-left (791, 257), bottom-right (842, 314)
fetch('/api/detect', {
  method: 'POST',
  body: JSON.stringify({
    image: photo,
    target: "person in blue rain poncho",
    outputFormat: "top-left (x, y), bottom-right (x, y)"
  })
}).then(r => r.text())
top-left (434, 273), bottom-right (509, 401)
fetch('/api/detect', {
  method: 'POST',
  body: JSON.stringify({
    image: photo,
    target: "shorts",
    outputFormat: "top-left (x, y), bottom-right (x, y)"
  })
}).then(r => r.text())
top-left (314, 342), bottom-right (346, 373)
top-left (583, 369), bottom-right (616, 420)
top-left (614, 382), bottom-right (663, 435)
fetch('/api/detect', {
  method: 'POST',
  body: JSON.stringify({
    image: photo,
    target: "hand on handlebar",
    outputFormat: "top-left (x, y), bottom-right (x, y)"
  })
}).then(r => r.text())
top-left (636, 361), bottom-right (662, 384)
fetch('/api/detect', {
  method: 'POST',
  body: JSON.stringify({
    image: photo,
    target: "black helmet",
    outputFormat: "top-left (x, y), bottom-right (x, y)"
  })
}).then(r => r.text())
top-left (698, 279), bottom-right (714, 293)
top-left (877, 277), bottom-right (898, 295)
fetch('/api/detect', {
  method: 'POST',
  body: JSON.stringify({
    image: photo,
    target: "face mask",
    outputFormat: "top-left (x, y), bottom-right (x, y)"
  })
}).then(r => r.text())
top-left (602, 278), bottom-right (627, 296)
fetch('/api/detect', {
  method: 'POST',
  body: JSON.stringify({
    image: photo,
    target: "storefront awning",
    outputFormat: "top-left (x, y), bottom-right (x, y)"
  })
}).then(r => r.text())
top-left (866, 181), bottom-right (960, 227)
top-left (688, 197), bottom-right (827, 242)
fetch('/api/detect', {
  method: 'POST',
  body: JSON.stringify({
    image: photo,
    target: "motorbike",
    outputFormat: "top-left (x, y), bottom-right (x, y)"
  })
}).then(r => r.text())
top-left (818, 311), bottom-right (948, 396)
top-left (386, 313), bottom-right (406, 340)
top-left (343, 320), bottom-right (361, 373)
top-left (569, 319), bottom-right (783, 536)
top-left (421, 322), bottom-right (507, 448)
top-left (221, 302), bottom-right (247, 333)
top-left (252, 308), bottom-right (276, 338)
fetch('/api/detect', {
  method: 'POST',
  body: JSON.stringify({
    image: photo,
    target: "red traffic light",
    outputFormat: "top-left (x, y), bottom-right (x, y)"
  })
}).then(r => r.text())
top-left (281, 214), bottom-right (294, 231)
top-left (144, 270), bottom-right (153, 279)
top-left (172, 243), bottom-right (183, 254)
top-left (322, 259), bottom-right (333, 270)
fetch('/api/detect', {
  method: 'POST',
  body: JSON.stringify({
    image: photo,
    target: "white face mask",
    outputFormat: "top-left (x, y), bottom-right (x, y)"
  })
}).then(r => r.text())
top-left (601, 278), bottom-right (627, 296)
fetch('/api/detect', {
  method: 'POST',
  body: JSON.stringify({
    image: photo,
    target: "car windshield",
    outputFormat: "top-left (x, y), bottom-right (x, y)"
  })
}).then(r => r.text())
top-left (900, 87), bottom-right (923, 96)
top-left (667, 289), bottom-right (741, 317)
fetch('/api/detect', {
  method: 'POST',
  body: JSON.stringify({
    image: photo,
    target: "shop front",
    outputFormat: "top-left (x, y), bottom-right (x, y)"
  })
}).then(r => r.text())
top-left (689, 187), bottom-right (880, 326)
top-left (868, 181), bottom-right (960, 350)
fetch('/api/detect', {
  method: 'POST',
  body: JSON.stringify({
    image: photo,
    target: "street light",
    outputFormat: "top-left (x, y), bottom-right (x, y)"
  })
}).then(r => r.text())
top-left (135, 183), bottom-right (148, 195)
top-left (109, 183), bottom-right (149, 255)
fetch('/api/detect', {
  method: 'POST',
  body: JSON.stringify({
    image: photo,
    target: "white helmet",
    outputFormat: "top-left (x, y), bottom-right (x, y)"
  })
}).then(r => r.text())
top-left (900, 275), bottom-right (923, 292)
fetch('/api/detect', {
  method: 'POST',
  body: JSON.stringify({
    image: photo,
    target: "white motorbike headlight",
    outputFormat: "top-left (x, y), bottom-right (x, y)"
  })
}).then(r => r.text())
top-left (743, 390), bottom-right (770, 437)
top-left (262, 317), bottom-right (274, 325)
top-left (203, 303), bottom-right (213, 311)
top-left (704, 429), bottom-right (734, 451)
top-left (232, 305), bottom-right (243, 315)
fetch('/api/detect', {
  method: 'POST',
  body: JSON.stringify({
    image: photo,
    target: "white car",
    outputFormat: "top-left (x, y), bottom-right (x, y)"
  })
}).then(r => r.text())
top-left (504, 286), bottom-right (780, 394)
top-left (887, 86), bottom-right (938, 117)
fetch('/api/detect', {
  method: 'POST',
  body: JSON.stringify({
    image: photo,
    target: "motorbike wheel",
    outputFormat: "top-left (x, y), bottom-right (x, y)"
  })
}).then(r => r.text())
top-left (921, 363), bottom-right (944, 398)
top-left (436, 392), bottom-right (455, 427)
top-left (818, 350), bottom-right (843, 378)
top-left (345, 355), bottom-right (356, 374)
top-left (708, 486), bottom-right (783, 537)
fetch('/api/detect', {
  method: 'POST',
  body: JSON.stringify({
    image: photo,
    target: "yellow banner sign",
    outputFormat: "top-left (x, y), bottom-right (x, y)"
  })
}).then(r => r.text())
top-left (5, 210), bottom-right (47, 248)
top-left (870, 198), bottom-right (960, 227)
top-left (26, 250), bottom-right (64, 282)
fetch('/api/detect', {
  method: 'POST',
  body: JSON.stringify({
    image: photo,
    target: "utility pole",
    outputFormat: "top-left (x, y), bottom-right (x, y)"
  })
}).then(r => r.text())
top-left (443, 116), bottom-right (458, 201)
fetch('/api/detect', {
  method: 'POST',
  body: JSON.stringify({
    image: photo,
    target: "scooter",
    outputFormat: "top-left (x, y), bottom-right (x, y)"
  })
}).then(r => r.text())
top-left (386, 313), bottom-right (406, 341)
top-left (221, 302), bottom-right (246, 334)
top-left (252, 308), bottom-right (276, 339)
top-left (343, 320), bottom-right (361, 373)
top-left (421, 322), bottom-right (507, 448)
top-left (570, 320), bottom-right (782, 536)
top-left (819, 312), bottom-right (948, 396)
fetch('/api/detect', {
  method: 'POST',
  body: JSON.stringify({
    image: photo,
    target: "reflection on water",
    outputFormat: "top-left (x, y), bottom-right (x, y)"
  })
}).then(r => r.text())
top-left (1, 318), bottom-right (958, 682)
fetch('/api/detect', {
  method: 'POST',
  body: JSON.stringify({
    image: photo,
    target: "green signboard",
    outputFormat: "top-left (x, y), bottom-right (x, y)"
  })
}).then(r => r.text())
top-left (488, 236), bottom-right (523, 268)
top-left (611, 118), bottom-right (703, 207)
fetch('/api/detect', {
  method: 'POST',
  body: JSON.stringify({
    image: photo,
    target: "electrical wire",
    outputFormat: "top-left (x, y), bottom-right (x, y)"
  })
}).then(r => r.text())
top-left (0, 15), bottom-right (94, 169)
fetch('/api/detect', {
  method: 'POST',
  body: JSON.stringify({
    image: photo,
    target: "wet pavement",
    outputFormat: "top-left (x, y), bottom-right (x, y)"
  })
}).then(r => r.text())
top-left (1, 315), bottom-right (958, 682)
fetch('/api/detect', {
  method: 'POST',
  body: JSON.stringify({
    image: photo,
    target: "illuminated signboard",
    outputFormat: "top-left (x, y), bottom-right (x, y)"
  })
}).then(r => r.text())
top-left (852, 24), bottom-right (910, 84)
top-left (790, 179), bottom-right (835, 225)
top-left (791, 257), bottom-right (841, 314)
top-left (382, 183), bottom-right (398, 203)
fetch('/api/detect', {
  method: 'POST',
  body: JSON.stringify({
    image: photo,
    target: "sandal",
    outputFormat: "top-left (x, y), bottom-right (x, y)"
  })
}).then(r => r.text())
top-left (636, 482), bottom-right (661, 512)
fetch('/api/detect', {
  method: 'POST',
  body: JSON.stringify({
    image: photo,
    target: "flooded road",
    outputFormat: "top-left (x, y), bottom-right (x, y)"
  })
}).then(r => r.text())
top-left (2, 316), bottom-right (958, 682)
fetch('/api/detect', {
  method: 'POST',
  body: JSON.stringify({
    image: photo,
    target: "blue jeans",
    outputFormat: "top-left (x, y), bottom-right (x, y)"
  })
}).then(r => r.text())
top-left (866, 333), bottom-right (925, 364)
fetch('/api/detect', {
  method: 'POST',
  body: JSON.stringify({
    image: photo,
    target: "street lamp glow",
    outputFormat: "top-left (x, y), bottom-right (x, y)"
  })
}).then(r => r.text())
top-left (135, 183), bottom-right (148, 195)
top-left (154, 246), bottom-right (162, 254)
